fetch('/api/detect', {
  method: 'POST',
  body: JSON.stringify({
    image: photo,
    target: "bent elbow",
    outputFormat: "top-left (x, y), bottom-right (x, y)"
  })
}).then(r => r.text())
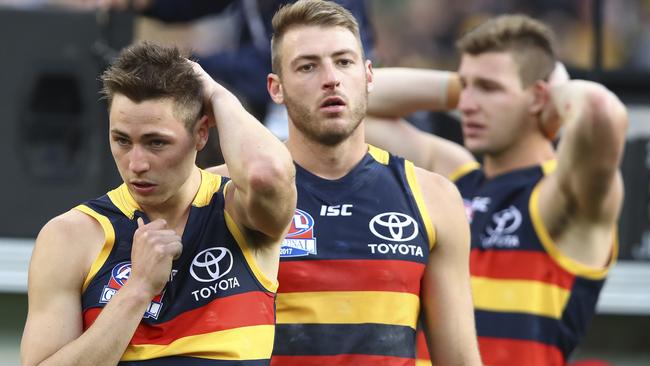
top-left (247, 159), bottom-right (296, 197)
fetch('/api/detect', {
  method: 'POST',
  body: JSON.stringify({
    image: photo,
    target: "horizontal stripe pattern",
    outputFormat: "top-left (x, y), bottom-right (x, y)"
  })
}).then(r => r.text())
top-left (276, 291), bottom-right (419, 328)
top-left (278, 259), bottom-right (424, 294)
top-left (273, 323), bottom-right (416, 358)
top-left (119, 356), bottom-right (270, 365)
top-left (470, 249), bottom-right (576, 290)
top-left (415, 329), bottom-right (430, 361)
top-left (472, 276), bottom-right (571, 319)
top-left (475, 310), bottom-right (560, 346)
top-left (271, 354), bottom-right (416, 366)
top-left (478, 336), bottom-right (565, 366)
top-left (122, 325), bottom-right (274, 361)
top-left (84, 292), bottom-right (274, 345)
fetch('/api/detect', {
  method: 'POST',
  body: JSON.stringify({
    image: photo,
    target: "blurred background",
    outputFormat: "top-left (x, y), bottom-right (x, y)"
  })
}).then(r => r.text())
top-left (0, 0), bottom-right (649, 365)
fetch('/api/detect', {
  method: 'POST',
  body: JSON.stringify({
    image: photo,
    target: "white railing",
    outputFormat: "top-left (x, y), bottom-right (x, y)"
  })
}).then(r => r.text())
top-left (2, 238), bottom-right (650, 315)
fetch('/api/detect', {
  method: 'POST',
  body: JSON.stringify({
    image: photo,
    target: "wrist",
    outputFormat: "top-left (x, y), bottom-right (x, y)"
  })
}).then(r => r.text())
top-left (446, 73), bottom-right (461, 109)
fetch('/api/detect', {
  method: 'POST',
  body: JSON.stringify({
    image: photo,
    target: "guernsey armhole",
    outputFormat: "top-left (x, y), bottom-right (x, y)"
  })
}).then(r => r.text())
top-left (74, 205), bottom-right (116, 292)
top-left (224, 210), bottom-right (279, 293)
top-left (529, 183), bottom-right (616, 280)
top-left (448, 161), bottom-right (481, 182)
top-left (404, 161), bottom-right (436, 251)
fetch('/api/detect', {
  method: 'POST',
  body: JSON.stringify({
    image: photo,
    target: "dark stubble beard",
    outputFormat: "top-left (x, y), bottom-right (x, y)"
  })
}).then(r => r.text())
top-left (284, 89), bottom-right (368, 147)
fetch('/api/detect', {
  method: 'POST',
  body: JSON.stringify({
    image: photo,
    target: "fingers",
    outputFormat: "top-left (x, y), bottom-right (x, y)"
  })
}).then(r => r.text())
top-left (133, 218), bottom-right (183, 259)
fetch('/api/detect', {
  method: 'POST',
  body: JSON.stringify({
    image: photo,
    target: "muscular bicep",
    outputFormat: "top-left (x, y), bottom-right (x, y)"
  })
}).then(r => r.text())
top-left (225, 172), bottom-right (296, 244)
top-left (21, 213), bottom-right (103, 365)
top-left (553, 81), bottom-right (627, 221)
top-left (417, 169), bottom-right (481, 365)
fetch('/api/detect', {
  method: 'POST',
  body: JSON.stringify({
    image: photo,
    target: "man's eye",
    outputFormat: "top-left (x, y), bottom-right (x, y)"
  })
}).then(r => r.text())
top-left (150, 140), bottom-right (167, 148)
top-left (298, 64), bottom-right (315, 72)
top-left (115, 137), bottom-right (130, 146)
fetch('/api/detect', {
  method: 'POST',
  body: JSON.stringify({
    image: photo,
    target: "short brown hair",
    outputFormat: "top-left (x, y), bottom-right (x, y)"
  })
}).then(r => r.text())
top-left (271, 0), bottom-right (362, 74)
top-left (101, 41), bottom-right (203, 130)
top-left (456, 14), bottom-right (556, 87)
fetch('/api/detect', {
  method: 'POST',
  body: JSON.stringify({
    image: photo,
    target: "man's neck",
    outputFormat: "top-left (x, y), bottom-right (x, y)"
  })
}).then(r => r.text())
top-left (140, 167), bottom-right (202, 236)
top-left (286, 127), bottom-right (368, 180)
top-left (483, 134), bottom-right (555, 178)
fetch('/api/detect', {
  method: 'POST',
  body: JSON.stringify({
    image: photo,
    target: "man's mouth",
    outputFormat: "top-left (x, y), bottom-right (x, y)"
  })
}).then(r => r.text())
top-left (320, 96), bottom-right (346, 113)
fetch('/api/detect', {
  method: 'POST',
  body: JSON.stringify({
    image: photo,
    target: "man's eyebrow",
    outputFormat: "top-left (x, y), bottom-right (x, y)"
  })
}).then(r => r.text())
top-left (290, 49), bottom-right (358, 67)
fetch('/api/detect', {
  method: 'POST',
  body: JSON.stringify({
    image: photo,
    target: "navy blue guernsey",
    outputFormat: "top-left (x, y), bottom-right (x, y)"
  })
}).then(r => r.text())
top-left (272, 145), bottom-right (435, 366)
top-left (452, 161), bottom-right (615, 366)
top-left (77, 170), bottom-right (278, 365)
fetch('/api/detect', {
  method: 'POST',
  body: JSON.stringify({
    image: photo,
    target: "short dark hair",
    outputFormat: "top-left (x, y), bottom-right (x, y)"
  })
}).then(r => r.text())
top-left (271, 0), bottom-right (362, 75)
top-left (456, 14), bottom-right (556, 87)
top-left (101, 41), bottom-right (203, 130)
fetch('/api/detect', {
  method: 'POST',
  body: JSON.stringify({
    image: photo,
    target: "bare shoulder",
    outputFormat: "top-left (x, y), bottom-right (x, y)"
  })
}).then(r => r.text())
top-left (206, 164), bottom-right (230, 177)
top-left (32, 209), bottom-right (106, 284)
top-left (412, 166), bottom-right (469, 244)
top-left (413, 166), bottom-right (464, 206)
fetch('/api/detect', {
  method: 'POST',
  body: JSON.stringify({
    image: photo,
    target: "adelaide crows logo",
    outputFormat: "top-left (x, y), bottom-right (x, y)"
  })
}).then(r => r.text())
top-left (280, 209), bottom-right (317, 258)
top-left (99, 261), bottom-right (166, 319)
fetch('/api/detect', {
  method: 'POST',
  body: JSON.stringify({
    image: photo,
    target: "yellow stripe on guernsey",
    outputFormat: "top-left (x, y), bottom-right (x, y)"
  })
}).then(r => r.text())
top-left (121, 324), bottom-right (274, 361)
top-left (448, 161), bottom-right (481, 182)
top-left (193, 170), bottom-right (223, 207)
top-left (83, 169), bottom-right (221, 290)
top-left (529, 162), bottom-right (617, 280)
top-left (107, 170), bottom-right (222, 218)
top-left (223, 180), bottom-right (279, 293)
top-left (471, 276), bottom-right (570, 319)
top-left (276, 291), bottom-right (419, 329)
top-left (368, 144), bottom-right (389, 165)
top-left (416, 360), bottom-right (433, 366)
top-left (404, 160), bottom-right (436, 251)
top-left (75, 205), bottom-right (116, 292)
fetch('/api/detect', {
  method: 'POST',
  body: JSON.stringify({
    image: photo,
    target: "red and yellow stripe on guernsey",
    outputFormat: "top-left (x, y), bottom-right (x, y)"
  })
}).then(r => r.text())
top-left (470, 249), bottom-right (575, 319)
top-left (83, 291), bottom-right (275, 361)
top-left (277, 259), bottom-right (423, 327)
top-left (415, 330), bottom-right (432, 366)
top-left (271, 354), bottom-right (419, 366)
top-left (478, 337), bottom-right (564, 366)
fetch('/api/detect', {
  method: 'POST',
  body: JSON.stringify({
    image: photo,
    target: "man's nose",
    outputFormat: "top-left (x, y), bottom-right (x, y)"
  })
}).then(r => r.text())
top-left (128, 145), bottom-right (150, 174)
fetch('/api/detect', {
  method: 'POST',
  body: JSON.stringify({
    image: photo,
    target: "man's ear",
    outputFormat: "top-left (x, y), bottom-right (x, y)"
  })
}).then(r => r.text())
top-left (194, 115), bottom-right (210, 151)
top-left (529, 80), bottom-right (549, 115)
top-left (268, 73), bottom-right (284, 104)
top-left (365, 60), bottom-right (374, 93)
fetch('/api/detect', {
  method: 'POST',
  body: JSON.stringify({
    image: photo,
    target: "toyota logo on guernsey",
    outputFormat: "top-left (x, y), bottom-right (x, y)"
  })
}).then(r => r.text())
top-left (190, 247), bottom-right (233, 283)
top-left (369, 212), bottom-right (419, 242)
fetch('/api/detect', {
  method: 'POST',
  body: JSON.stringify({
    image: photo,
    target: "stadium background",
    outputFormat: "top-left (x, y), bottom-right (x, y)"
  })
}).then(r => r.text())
top-left (0, 1), bottom-right (648, 365)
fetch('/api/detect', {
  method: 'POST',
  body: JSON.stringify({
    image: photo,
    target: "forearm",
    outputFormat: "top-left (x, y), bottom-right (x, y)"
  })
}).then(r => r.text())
top-left (368, 68), bottom-right (460, 118)
top-left (210, 91), bottom-right (295, 236)
top-left (34, 284), bottom-right (151, 366)
top-left (553, 81), bottom-right (628, 192)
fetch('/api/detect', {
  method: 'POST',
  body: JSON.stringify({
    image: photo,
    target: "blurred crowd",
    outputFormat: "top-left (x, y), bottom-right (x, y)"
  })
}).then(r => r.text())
top-left (3, 0), bottom-right (650, 72)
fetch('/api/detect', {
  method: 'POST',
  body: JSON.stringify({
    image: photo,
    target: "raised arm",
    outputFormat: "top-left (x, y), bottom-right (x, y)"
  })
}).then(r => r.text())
top-left (365, 67), bottom-right (475, 177)
top-left (416, 168), bottom-right (482, 365)
top-left (21, 212), bottom-right (180, 366)
top-left (191, 61), bottom-right (296, 242)
top-left (539, 80), bottom-right (627, 265)
top-left (368, 67), bottom-right (461, 118)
